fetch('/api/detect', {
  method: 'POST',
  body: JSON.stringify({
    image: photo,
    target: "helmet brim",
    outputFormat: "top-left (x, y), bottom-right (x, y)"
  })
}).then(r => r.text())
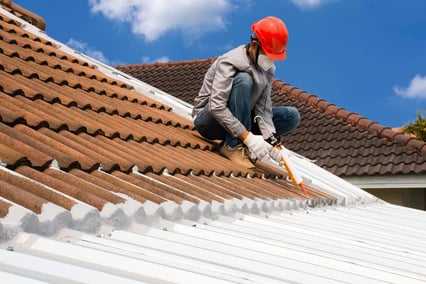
top-left (264, 50), bottom-right (287, 61)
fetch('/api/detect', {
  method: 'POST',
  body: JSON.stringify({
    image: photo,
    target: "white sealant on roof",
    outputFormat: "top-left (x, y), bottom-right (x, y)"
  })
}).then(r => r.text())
top-left (115, 195), bottom-right (147, 223)
top-left (68, 204), bottom-right (101, 233)
top-left (0, 205), bottom-right (33, 241)
top-left (24, 203), bottom-right (71, 237)
top-left (99, 203), bottom-right (128, 227)
top-left (159, 200), bottom-right (184, 221)
top-left (179, 200), bottom-right (202, 221)
top-left (221, 198), bottom-right (240, 215)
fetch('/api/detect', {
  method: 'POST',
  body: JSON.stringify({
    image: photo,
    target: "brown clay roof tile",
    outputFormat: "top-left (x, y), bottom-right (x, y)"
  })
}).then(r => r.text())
top-left (0, 166), bottom-right (77, 210)
top-left (0, 198), bottom-right (12, 218)
top-left (1, 1), bottom-right (46, 31)
top-left (0, 124), bottom-right (53, 168)
top-left (16, 166), bottom-right (108, 211)
top-left (0, 178), bottom-right (46, 214)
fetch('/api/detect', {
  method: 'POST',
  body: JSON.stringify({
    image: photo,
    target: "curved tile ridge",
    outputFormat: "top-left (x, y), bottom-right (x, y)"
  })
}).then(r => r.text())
top-left (115, 57), bottom-right (217, 109)
top-left (115, 57), bottom-right (219, 71)
top-left (272, 79), bottom-right (426, 154)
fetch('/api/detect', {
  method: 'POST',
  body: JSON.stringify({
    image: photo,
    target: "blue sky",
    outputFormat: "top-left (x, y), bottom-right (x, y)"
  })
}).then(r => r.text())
top-left (14, 0), bottom-right (426, 128)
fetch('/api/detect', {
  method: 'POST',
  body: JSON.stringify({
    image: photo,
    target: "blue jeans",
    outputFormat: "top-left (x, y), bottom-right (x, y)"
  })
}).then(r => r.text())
top-left (194, 72), bottom-right (300, 147)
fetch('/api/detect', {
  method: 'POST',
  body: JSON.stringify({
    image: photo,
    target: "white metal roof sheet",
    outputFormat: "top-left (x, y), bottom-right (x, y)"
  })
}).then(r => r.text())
top-left (2, 202), bottom-right (426, 284)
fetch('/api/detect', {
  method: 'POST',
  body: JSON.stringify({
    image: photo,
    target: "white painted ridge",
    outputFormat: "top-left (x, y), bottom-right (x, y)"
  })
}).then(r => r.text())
top-left (159, 200), bottom-right (184, 221)
top-left (197, 200), bottom-right (215, 219)
top-left (26, 203), bottom-right (71, 236)
top-left (100, 202), bottom-right (128, 228)
top-left (240, 197), bottom-right (258, 214)
top-left (224, 197), bottom-right (248, 214)
top-left (115, 195), bottom-right (147, 223)
top-left (255, 198), bottom-right (274, 213)
top-left (180, 200), bottom-right (201, 221)
top-left (0, 205), bottom-right (34, 242)
top-left (38, 202), bottom-right (69, 223)
top-left (69, 204), bottom-right (102, 233)
top-left (269, 199), bottom-right (282, 211)
top-left (210, 200), bottom-right (227, 217)
top-left (141, 200), bottom-right (163, 217)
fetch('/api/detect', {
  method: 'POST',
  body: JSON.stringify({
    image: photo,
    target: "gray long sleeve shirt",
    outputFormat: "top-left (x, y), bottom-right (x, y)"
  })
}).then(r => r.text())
top-left (192, 45), bottom-right (276, 138)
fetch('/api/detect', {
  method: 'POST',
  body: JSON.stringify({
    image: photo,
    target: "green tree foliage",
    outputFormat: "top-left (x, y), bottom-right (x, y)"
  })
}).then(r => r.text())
top-left (403, 111), bottom-right (426, 142)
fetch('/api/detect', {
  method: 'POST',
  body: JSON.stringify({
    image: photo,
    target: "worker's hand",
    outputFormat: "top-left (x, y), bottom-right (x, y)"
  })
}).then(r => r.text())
top-left (269, 146), bottom-right (284, 163)
top-left (242, 132), bottom-right (272, 160)
top-left (269, 145), bottom-right (285, 164)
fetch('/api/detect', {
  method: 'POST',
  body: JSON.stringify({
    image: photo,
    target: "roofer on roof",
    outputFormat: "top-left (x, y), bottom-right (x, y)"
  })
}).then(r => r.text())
top-left (192, 16), bottom-right (300, 169)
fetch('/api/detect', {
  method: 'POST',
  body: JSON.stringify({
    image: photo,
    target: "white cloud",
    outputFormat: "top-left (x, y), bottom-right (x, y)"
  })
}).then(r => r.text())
top-left (291, 0), bottom-right (336, 9)
top-left (393, 74), bottom-right (426, 99)
top-left (66, 38), bottom-right (110, 64)
top-left (88, 0), bottom-right (232, 42)
top-left (141, 56), bottom-right (170, 63)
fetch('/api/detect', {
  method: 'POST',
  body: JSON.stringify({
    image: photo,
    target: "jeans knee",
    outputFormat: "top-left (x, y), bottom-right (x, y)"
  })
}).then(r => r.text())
top-left (273, 106), bottom-right (301, 135)
top-left (289, 107), bottom-right (301, 126)
top-left (234, 72), bottom-right (253, 93)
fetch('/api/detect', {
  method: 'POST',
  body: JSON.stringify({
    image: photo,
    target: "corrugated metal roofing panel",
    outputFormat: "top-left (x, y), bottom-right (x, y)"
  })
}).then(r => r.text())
top-left (2, 202), bottom-right (425, 284)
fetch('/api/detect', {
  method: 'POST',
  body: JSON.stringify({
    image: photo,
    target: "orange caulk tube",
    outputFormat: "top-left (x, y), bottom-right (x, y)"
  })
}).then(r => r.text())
top-left (277, 145), bottom-right (309, 196)
top-left (253, 115), bottom-right (309, 196)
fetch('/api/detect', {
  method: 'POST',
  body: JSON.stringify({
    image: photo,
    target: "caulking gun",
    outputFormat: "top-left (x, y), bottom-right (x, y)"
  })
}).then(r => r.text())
top-left (254, 116), bottom-right (309, 196)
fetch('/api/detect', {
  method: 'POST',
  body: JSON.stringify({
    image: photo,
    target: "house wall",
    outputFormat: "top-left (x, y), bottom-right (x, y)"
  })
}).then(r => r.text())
top-left (343, 174), bottom-right (426, 211)
top-left (364, 188), bottom-right (426, 210)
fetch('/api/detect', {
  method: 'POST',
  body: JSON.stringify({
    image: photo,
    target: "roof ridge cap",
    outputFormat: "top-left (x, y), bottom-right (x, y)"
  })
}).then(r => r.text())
top-left (272, 79), bottom-right (426, 154)
top-left (115, 57), bottom-right (218, 70)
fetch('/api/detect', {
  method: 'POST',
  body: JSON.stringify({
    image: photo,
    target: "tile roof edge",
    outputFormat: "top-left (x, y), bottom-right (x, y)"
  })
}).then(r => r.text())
top-left (272, 79), bottom-right (426, 155)
top-left (0, 0), bottom-right (46, 30)
top-left (1, 7), bottom-right (195, 120)
top-left (115, 57), bottom-right (219, 70)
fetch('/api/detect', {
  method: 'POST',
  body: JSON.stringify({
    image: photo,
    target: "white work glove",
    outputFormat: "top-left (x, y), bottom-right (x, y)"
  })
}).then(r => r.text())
top-left (269, 146), bottom-right (284, 163)
top-left (242, 132), bottom-right (272, 160)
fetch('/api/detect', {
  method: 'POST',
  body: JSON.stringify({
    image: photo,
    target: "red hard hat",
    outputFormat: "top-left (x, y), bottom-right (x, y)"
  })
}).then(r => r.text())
top-left (251, 16), bottom-right (288, 60)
